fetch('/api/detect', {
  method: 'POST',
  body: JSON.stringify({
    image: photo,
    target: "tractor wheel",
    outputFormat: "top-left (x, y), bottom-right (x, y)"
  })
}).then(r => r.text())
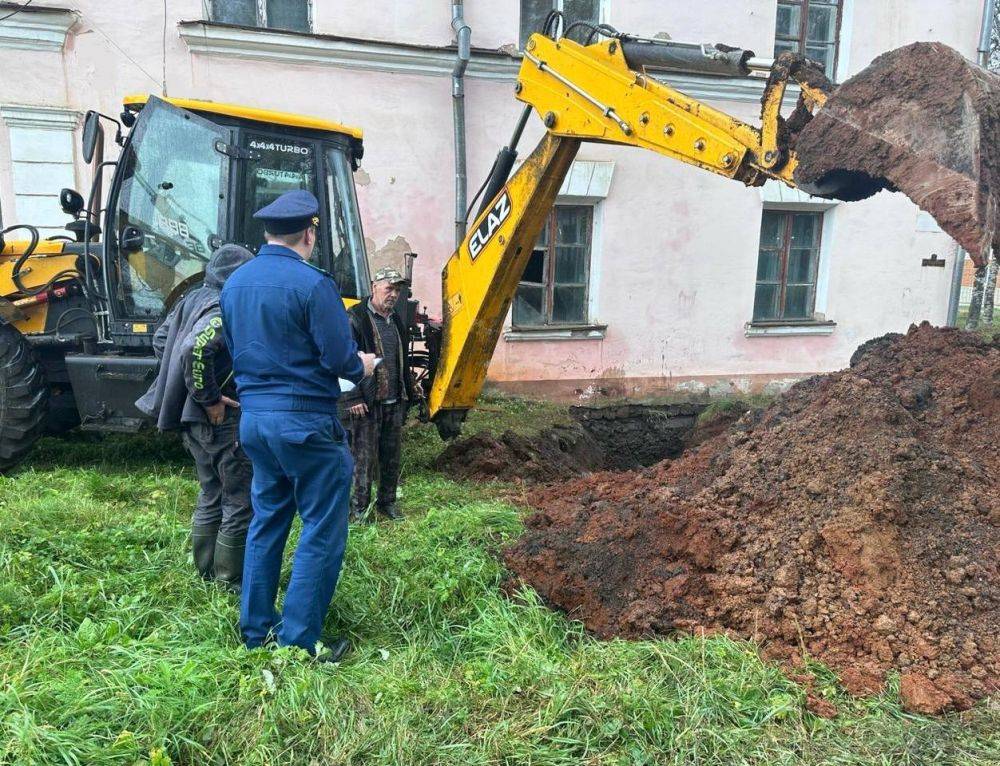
top-left (0, 323), bottom-right (48, 471)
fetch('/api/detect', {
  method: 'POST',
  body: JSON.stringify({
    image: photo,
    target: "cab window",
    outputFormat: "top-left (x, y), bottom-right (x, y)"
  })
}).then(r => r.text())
top-left (239, 134), bottom-right (317, 253)
top-left (113, 99), bottom-right (228, 318)
top-left (240, 134), bottom-right (365, 298)
top-left (325, 146), bottom-right (366, 298)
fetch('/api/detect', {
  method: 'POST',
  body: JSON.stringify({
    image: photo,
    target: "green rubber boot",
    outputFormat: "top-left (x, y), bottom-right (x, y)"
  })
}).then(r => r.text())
top-left (214, 532), bottom-right (246, 594)
top-left (191, 523), bottom-right (220, 580)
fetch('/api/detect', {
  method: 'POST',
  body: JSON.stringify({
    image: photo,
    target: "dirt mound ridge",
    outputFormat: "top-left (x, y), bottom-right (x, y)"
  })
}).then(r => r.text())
top-left (505, 325), bottom-right (999, 714)
top-left (434, 424), bottom-right (605, 483)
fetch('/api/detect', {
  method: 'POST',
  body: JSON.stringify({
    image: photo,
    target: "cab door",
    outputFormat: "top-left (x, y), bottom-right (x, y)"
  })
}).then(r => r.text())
top-left (106, 96), bottom-right (232, 344)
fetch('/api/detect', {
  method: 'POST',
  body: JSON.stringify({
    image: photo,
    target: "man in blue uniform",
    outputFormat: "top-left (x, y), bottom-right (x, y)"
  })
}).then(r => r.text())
top-left (221, 189), bottom-right (376, 662)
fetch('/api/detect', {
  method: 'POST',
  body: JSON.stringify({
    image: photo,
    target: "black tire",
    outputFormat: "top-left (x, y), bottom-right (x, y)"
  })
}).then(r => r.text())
top-left (0, 323), bottom-right (48, 471)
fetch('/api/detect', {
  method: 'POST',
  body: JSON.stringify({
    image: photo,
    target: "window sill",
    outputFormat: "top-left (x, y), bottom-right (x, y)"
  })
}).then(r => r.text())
top-left (504, 324), bottom-right (606, 342)
top-left (745, 320), bottom-right (836, 337)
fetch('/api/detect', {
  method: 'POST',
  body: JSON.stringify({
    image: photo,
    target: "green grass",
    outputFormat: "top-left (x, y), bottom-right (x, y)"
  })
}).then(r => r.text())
top-left (1, 404), bottom-right (997, 765)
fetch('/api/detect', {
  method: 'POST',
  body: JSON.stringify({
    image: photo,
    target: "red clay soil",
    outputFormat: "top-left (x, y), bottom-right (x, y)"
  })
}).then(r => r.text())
top-left (794, 42), bottom-right (1000, 266)
top-left (505, 325), bottom-right (999, 714)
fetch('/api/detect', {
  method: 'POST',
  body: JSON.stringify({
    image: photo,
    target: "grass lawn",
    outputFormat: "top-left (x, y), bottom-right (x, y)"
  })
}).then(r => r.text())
top-left (1, 394), bottom-right (997, 765)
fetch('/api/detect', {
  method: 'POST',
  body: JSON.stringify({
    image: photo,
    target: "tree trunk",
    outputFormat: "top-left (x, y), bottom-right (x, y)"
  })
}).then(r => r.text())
top-left (983, 251), bottom-right (998, 323)
top-left (965, 263), bottom-right (988, 329)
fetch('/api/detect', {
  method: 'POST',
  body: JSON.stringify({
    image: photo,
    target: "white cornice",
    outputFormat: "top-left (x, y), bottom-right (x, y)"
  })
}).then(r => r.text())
top-left (177, 21), bottom-right (778, 104)
top-left (0, 104), bottom-right (80, 130)
top-left (179, 21), bottom-right (519, 81)
top-left (0, 6), bottom-right (77, 52)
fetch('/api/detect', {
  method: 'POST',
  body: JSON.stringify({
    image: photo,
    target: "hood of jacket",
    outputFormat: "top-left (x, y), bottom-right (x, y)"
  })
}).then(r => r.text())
top-left (203, 244), bottom-right (254, 289)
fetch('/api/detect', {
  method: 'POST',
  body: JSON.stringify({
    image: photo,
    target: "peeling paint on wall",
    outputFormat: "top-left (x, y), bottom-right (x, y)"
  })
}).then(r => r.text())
top-left (368, 234), bottom-right (413, 273)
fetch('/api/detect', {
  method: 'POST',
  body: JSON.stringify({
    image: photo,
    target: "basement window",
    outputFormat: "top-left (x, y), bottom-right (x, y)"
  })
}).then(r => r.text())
top-left (208, 0), bottom-right (311, 33)
top-left (774, 0), bottom-right (842, 79)
top-left (520, 0), bottom-right (604, 48)
top-left (514, 205), bottom-right (593, 328)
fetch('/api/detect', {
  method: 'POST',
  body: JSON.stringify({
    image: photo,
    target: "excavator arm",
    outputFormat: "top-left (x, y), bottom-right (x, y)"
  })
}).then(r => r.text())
top-left (427, 31), bottom-right (833, 437)
top-left (428, 27), bottom-right (996, 437)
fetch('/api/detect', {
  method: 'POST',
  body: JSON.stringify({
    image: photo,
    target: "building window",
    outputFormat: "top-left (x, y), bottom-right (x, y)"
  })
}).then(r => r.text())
top-left (209, 0), bottom-right (311, 33)
top-left (514, 205), bottom-right (593, 326)
top-left (754, 210), bottom-right (823, 322)
top-left (520, 0), bottom-right (602, 48)
top-left (774, 0), bottom-right (842, 78)
top-left (0, 105), bottom-right (80, 238)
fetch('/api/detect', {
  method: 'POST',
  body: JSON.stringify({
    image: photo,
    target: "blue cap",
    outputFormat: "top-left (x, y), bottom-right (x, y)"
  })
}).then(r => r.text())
top-left (253, 189), bottom-right (320, 235)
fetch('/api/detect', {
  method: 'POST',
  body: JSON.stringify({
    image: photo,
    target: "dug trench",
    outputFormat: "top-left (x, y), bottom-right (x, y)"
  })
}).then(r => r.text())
top-left (442, 325), bottom-right (998, 716)
top-left (434, 401), bottom-right (719, 481)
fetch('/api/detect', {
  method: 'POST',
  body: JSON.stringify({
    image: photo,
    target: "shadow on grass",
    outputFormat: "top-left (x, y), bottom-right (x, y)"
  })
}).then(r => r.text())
top-left (25, 430), bottom-right (191, 475)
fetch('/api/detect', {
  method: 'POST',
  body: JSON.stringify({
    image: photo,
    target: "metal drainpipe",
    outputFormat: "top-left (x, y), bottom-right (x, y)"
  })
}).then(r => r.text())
top-left (979, 0), bottom-right (997, 65)
top-left (452, 1), bottom-right (472, 248)
top-left (948, 0), bottom-right (998, 325)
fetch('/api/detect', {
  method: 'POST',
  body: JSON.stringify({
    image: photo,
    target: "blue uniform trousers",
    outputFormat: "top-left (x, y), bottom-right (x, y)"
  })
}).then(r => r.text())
top-left (238, 410), bottom-right (353, 651)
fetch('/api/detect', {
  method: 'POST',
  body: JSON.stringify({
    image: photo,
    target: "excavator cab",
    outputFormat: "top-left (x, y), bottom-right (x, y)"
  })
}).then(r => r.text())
top-left (0, 94), bottom-right (371, 469)
top-left (105, 95), bottom-right (369, 344)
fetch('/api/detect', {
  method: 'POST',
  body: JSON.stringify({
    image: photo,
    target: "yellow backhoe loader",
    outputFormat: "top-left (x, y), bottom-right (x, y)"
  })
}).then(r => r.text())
top-left (0, 17), bottom-right (995, 465)
top-left (0, 96), bottom-right (371, 468)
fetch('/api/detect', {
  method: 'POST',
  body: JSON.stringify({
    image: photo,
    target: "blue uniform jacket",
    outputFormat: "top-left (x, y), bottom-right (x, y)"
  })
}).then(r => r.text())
top-left (220, 244), bottom-right (364, 413)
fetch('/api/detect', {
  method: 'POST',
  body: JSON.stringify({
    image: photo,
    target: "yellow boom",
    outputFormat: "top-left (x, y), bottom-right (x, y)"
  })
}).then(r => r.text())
top-left (428, 32), bottom-right (832, 436)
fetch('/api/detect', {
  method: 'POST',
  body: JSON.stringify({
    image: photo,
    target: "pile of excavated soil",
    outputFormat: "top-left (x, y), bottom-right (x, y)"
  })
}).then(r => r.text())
top-left (794, 42), bottom-right (1000, 266)
top-left (505, 325), bottom-right (999, 714)
top-left (434, 424), bottom-right (605, 483)
top-left (435, 404), bottom-right (706, 482)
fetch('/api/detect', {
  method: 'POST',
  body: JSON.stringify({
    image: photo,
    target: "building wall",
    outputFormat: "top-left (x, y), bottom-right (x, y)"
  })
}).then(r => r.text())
top-left (0, 0), bottom-right (985, 399)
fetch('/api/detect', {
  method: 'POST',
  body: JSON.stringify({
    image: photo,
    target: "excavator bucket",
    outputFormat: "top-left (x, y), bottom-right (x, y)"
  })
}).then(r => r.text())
top-left (793, 42), bottom-right (1000, 267)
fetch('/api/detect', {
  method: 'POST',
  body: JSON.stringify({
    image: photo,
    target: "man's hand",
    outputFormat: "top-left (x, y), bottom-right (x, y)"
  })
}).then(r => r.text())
top-left (205, 395), bottom-right (240, 425)
top-left (348, 402), bottom-right (368, 417)
top-left (359, 351), bottom-right (377, 377)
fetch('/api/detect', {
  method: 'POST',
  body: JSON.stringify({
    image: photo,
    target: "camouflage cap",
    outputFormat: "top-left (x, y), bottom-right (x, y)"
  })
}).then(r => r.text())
top-left (372, 267), bottom-right (409, 285)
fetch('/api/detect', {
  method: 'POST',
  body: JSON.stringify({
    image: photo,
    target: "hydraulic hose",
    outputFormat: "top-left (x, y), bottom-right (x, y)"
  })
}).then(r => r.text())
top-left (2, 224), bottom-right (89, 300)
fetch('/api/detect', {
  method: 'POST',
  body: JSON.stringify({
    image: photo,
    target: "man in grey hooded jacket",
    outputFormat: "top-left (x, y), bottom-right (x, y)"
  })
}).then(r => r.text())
top-left (136, 244), bottom-right (254, 592)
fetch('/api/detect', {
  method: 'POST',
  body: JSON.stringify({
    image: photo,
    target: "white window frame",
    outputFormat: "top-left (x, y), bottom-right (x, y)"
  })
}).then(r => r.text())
top-left (0, 105), bottom-right (80, 237)
top-left (519, 0), bottom-right (611, 48)
top-left (505, 167), bottom-right (612, 341)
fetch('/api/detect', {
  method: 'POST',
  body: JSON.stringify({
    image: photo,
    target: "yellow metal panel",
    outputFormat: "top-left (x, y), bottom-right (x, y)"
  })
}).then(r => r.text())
top-left (0, 240), bottom-right (79, 335)
top-left (122, 94), bottom-right (364, 140)
top-left (516, 35), bottom-right (797, 187)
top-left (428, 134), bottom-right (580, 416)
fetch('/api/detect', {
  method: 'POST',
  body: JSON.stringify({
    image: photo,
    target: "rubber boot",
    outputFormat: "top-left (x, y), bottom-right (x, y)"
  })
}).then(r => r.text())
top-left (214, 531), bottom-right (246, 594)
top-left (376, 502), bottom-right (404, 522)
top-left (191, 523), bottom-right (220, 580)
